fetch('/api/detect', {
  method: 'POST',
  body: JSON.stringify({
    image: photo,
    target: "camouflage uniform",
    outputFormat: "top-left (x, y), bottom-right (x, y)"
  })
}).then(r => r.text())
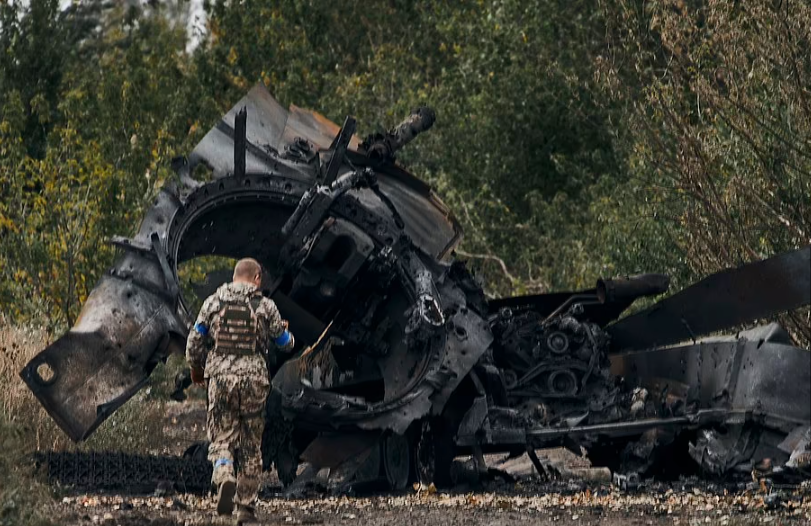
top-left (185, 281), bottom-right (294, 509)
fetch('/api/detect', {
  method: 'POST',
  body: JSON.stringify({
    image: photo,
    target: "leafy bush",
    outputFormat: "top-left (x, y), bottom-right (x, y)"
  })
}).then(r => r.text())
top-left (0, 1), bottom-right (807, 334)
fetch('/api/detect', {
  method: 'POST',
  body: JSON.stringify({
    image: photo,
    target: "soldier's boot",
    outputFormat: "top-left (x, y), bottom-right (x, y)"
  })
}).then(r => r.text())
top-left (235, 504), bottom-right (259, 525)
top-left (212, 458), bottom-right (237, 515)
top-left (216, 478), bottom-right (237, 515)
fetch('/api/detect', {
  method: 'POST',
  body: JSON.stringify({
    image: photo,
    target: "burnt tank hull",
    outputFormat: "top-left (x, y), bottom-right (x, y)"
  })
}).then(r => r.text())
top-left (21, 86), bottom-right (811, 488)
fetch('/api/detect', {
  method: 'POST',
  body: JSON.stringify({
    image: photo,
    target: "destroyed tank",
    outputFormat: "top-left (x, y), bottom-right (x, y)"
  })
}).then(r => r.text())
top-left (21, 85), bottom-right (811, 490)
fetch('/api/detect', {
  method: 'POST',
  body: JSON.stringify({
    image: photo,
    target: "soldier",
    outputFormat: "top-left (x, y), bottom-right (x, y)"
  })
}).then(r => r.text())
top-left (186, 258), bottom-right (295, 525)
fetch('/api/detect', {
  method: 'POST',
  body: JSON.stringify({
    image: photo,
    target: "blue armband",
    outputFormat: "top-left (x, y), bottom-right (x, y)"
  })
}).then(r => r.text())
top-left (194, 322), bottom-right (209, 336)
top-left (274, 329), bottom-right (291, 347)
top-left (214, 458), bottom-right (233, 469)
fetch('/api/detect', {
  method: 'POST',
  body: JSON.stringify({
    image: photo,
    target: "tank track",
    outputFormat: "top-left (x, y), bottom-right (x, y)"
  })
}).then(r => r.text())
top-left (34, 451), bottom-right (212, 494)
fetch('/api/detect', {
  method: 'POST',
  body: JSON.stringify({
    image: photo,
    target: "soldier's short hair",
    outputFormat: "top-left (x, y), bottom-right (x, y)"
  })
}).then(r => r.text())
top-left (233, 258), bottom-right (262, 282)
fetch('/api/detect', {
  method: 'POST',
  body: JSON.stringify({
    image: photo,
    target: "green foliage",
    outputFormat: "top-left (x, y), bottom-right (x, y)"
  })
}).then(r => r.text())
top-left (0, 0), bottom-right (807, 344)
top-left (178, 255), bottom-right (238, 315)
top-left (1, 126), bottom-right (127, 327)
top-left (0, 1), bottom-right (203, 327)
top-left (199, 0), bottom-right (630, 294)
top-left (598, 0), bottom-right (811, 343)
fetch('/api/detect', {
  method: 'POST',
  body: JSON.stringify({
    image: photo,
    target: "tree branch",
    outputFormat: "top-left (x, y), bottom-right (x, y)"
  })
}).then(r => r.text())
top-left (455, 248), bottom-right (518, 284)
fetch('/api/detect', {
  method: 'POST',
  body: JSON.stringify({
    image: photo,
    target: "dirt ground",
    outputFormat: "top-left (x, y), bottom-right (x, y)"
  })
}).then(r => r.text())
top-left (53, 481), bottom-right (811, 526)
top-left (47, 395), bottom-right (811, 526)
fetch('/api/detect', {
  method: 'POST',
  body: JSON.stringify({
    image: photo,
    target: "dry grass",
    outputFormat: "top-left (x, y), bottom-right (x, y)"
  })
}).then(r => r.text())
top-left (0, 414), bottom-right (54, 526)
top-left (0, 324), bottom-right (58, 526)
top-left (0, 322), bottom-right (185, 525)
top-left (0, 324), bottom-right (64, 451)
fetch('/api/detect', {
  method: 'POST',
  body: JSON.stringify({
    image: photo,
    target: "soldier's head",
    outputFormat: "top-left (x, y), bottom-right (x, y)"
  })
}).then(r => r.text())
top-left (233, 258), bottom-right (263, 287)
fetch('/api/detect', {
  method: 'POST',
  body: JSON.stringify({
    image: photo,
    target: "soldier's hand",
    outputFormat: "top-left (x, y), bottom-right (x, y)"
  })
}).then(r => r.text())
top-left (190, 366), bottom-right (205, 386)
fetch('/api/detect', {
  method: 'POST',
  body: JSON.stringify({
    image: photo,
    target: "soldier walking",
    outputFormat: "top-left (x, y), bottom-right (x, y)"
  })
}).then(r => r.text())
top-left (186, 258), bottom-right (295, 525)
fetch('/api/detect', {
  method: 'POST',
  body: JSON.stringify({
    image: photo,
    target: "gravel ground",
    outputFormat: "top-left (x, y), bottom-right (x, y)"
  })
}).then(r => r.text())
top-left (53, 479), bottom-right (811, 526)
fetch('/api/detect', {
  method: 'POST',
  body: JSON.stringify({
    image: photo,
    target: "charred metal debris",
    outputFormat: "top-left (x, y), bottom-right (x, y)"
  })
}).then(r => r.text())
top-left (20, 85), bottom-right (811, 492)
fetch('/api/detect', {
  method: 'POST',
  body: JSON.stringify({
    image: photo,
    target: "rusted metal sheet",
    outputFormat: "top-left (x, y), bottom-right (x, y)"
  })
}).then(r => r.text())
top-left (285, 104), bottom-right (363, 152)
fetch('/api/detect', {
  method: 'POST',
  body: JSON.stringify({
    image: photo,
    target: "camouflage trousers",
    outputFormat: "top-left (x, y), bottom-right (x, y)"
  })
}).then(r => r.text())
top-left (206, 373), bottom-right (270, 507)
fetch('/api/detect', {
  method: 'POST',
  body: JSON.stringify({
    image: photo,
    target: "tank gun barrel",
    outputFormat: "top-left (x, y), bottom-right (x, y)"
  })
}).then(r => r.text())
top-left (364, 106), bottom-right (436, 161)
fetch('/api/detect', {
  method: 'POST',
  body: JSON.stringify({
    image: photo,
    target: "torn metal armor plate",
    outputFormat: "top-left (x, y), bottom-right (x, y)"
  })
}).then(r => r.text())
top-left (21, 85), bottom-right (811, 489)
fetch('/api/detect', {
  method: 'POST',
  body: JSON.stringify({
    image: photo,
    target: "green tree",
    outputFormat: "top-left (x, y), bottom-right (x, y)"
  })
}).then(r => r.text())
top-left (1, 0), bottom-right (807, 346)
top-left (200, 0), bottom-right (632, 294)
top-left (0, 0), bottom-right (201, 327)
top-left (599, 0), bottom-right (811, 344)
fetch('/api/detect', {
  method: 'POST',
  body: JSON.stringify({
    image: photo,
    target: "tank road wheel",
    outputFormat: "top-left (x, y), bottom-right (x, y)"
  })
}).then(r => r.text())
top-left (413, 420), bottom-right (454, 487)
top-left (276, 440), bottom-right (299, 488)
top-left (382, 432), bottom-right (411, 490)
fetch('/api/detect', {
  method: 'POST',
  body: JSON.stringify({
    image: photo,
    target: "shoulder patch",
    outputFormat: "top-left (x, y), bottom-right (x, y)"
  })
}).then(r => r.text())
top-left (194, 322), bottom-right (209, 336)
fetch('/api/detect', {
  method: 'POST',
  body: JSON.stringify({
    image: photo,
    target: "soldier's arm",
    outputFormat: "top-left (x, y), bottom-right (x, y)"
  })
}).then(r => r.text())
top-left (185, 295), bottom-right (219, 375)
top-left (258, 297), bottom-right (295, 353)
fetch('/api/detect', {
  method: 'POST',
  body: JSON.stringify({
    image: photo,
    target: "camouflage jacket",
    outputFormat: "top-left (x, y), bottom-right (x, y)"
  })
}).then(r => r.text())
top-left (185, 281), bottom-right (293, 379)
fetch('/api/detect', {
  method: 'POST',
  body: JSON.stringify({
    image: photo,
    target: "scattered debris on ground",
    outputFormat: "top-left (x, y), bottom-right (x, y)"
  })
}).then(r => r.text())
top-left (54, 478), bottom-right (811, 526)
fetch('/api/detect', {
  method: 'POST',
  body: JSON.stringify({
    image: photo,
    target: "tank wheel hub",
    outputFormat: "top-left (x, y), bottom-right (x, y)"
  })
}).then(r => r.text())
top-left (382, 432), bottom-right (410, 490)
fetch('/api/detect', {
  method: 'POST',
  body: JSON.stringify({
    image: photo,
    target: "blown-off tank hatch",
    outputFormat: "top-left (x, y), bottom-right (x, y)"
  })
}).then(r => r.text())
top-left (21, 85), bottom-right (811, 491)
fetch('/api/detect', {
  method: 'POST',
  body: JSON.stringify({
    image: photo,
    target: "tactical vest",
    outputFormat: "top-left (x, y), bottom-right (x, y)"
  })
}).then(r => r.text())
top-left (213, 295), bottom-right (264, 356)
